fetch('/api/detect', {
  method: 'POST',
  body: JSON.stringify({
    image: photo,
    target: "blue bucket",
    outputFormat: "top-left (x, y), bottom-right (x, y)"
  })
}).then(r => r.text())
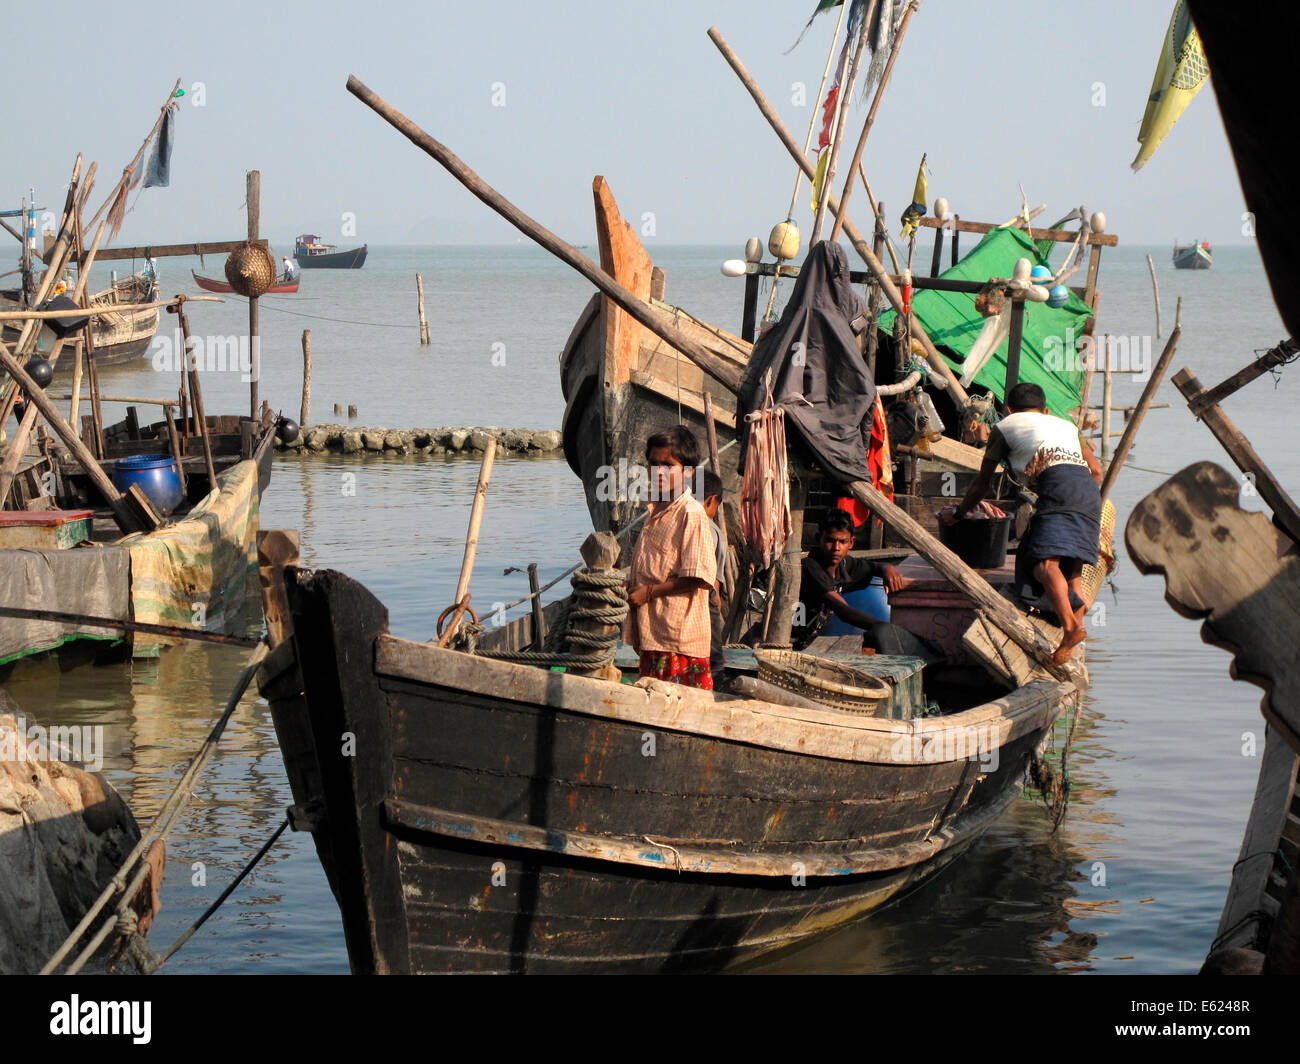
top-left (823, 577), bottom-right (890, 635)
top-left (111, 454), bottom-right (184, 515)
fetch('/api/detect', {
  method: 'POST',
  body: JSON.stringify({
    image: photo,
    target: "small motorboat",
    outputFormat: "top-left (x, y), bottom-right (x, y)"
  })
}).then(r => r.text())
top-left (191, 269), bottom-right (300, 295)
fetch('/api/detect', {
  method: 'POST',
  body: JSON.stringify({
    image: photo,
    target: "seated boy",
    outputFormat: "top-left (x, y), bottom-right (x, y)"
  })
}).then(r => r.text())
top-left (624, 427), bottom-right (719, 689)
top-left (792, 509), bottom-right (913, 652)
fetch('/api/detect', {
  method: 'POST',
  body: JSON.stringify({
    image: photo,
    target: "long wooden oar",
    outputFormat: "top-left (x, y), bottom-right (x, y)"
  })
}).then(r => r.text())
top-left (0, 605), bottom-right (260, 647)
top-left (345, 76), bottom-right (742, 394)
top-left (442, 437), bottom-right (497, 644)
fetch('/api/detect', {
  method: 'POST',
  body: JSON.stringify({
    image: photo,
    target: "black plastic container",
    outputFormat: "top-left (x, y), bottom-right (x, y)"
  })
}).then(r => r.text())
top-left (939, 514), bottom-right (1013, 569)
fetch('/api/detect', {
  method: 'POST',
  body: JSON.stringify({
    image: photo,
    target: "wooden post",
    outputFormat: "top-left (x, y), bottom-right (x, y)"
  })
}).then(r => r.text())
top-left (1100, 334), bottom-right (1113, 461)
top-left (171, 300), bottom-right (218, 490)
top-left (257, 529), bottom-right (301, 647)
top-left (69, 340), bottom-right (84, 427)
top-left (1172, 368), bottom-right (1300, 546)
top-left (1004, 298), bottom-right (1026, 395)
top-left (164, 403), bottom-right (188, 501)
top-left (527, 563), bottom-right (545, 650)
top-left (1100, 317), bottom-right (1182, 503)
top-left (416, 273), bottom-right (430, 344)
top-left (246, 171), bottom-right (261, 421)
top-left (930, 227), bottom-right (944, 277)
top-left (1190, 335), bottom-right (1297, 413)
top-left (865, 202), bottom-right (885, 377)
top-left (763, 474), bottom-right (806, 647)
top-left (741, 268), bottom-right (759, 343)
top-left (300, 329), bottom-right (312, 427)
top-left (449, 438), bottom-right (497, 638)
top-left (568, 532), bottom-right (623, 681)
top-left (951, 214), bottom-right (960, 266)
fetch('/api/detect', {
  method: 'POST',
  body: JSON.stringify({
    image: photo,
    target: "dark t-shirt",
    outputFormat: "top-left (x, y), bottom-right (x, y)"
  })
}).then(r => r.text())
top-left (793, 553), bottom-right (879, 646)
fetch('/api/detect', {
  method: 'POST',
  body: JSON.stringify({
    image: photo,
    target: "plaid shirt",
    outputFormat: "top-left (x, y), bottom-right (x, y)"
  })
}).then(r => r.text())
top-left (624, 487), bottom-right (718, 658)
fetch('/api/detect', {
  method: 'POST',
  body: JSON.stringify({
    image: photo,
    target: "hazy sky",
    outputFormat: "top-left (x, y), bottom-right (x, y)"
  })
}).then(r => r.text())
top-left (3, 1), bottom-right (1246, 253)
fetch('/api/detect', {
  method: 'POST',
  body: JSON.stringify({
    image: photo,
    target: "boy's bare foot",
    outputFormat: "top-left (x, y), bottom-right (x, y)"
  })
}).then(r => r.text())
top-left (1050, 627), bottom-right (1087, 665)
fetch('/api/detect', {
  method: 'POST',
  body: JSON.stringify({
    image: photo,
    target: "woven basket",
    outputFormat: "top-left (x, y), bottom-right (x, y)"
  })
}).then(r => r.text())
top-left (1079, 498), bottom-right (1117, 606)
top-left (223, 242), bottom-right (278, 298)
top-left (754, 649), bottom-right (892, 715)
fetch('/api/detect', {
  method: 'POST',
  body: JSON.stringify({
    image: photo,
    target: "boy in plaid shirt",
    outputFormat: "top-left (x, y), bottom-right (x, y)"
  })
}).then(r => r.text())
top-left (624, 427), bottom-right (719, 690)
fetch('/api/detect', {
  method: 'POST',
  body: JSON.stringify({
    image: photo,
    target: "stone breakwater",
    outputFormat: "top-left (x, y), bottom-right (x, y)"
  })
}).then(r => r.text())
top-left (276, 425), bottom-right (564, 457)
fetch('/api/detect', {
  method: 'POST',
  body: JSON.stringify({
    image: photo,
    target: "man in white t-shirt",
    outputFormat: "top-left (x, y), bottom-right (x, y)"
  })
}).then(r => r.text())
top-left (942, 382), bottom-right (1102, 664)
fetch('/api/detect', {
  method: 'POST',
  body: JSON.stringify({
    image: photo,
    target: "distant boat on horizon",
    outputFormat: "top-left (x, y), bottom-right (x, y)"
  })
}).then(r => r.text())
top-left (1172, 240), bottom-right (1212, 270)
top-left (294, 234), bottom-right (367, 270)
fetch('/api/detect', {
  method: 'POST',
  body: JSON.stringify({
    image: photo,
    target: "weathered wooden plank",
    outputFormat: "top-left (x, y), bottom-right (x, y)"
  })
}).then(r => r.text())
top-left (915, 214), bottom-right (1117, 247)
top-left (88, 238), bottom-right (269, 262)
top-left (1125, 461), bottom-right (1300, 755)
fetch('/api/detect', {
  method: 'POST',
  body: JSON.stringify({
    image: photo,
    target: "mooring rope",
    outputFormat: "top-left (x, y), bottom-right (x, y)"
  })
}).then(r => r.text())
top-left (473, 568), bottom-right (629, 669)
top-left (42, 640), bottom-right (269, 975)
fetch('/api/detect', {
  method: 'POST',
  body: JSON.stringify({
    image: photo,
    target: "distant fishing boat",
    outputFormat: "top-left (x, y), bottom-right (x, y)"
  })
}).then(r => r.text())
top-left (1172, 240), bottom-right (1211, 269)
top-left (191, 268), bottom-right (299, 295)
top-left (293, 234), bottom-right (367, 270)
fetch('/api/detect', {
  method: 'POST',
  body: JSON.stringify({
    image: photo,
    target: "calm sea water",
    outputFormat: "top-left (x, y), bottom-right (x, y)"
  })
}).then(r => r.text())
top-left (4, 240), bottom-right (1290, 974)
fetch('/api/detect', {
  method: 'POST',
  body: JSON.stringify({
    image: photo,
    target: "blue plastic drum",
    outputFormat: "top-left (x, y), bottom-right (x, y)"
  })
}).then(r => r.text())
top-left (111, 454), bottom-right (184, 516)
top-left (822, 576), bottom-right (890, 635)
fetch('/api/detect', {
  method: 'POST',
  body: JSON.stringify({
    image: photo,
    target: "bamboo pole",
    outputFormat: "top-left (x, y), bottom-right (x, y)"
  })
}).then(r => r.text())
top-left (446, 438), bottom-right (497, 642)
top-left (345, 76), bottom-right (744, 393)
top-left (416, 273), bottom-right (430, 344)
top-left (300, 328), bottom-right (312, 427)
top-left (171, 299), bottom-right (218, 489)
top-left (1146, 253), bottom-right (1162, 338)
top-left (0, 295), bottom-right (222, 321)
top-left (1100, 334), bottom-right (1113, 461)
top-left (246, 171), bottom-right (260, 421)
top-left (69, 340), bottom-right (84, 427)
top-left (830, 0), bottom-right (917, 243)
top-left (703, 391), bottom-right (731, 599)
top-left (1100, 311), bottom-right (1182, 504)
top-left (705, 27), bottom-right (968, 405)
top-left (810, 0), bottom-right (874, 245)
top-left (0, 605), bottom-right (259, 647)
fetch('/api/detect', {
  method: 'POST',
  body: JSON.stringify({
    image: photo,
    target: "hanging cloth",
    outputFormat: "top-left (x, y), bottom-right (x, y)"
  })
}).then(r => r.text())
top-left (144, 107), bottom-right (176, 189)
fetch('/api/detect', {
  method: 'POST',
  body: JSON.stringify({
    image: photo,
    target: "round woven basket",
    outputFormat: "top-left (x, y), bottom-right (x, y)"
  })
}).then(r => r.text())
top-left (223, 242), bottom-right (278, 298)
top-left (754, 649), bottom-right (892, 715)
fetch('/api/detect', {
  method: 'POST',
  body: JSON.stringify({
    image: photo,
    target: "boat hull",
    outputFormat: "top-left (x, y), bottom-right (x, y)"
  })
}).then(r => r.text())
top-left (259, 566), bottom-right (1075, 974)
top-left (1172, 244), bottom-right (1212, 269)
top-left (191, 269), bottom-right (299, 295)
top-left (293, 245), bottom-right (367, 269)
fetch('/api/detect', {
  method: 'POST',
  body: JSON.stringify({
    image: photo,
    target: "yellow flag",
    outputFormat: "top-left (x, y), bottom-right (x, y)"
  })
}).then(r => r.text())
top-left (1132, 0), bottom-right (1209, 172)
top-left (810, 150), bottom-right (829, 213)
top-left (899, 155), bottom-right (928, 240)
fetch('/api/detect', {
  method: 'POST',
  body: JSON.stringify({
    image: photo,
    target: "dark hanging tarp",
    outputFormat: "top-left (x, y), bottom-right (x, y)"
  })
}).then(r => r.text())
top-left (738, 240), bottom-right (876, 483)
top-left (143, 107), bottom-right (175, 189)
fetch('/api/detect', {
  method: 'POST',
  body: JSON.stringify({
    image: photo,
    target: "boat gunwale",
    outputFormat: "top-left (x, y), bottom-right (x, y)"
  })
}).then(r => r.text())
top-left (373, 631), bottom-right (1074, 766)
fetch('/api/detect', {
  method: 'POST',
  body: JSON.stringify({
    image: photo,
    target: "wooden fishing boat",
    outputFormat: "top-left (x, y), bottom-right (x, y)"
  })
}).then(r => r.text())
top-left (191, 268), bottom-right (299, 295)
top-left (256, 543), bottom-right (1080, 974)
top-left (1, 271), bottom-right (160, 370)
top-left (0, 406), bottom-right (277, 671)
top-left (1172, 240), bottom-right (1211, 270)
top-left (293, 234), bottom-right (367, 270)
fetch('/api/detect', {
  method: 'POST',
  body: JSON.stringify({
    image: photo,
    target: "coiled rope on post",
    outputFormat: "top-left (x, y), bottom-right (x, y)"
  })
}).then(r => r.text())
top-left (474, 568), bottom-right (628, 670)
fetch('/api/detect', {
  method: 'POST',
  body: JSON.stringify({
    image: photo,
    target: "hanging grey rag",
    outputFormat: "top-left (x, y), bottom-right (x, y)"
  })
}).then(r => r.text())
top-left (143, 108), bottom-right (175, 188)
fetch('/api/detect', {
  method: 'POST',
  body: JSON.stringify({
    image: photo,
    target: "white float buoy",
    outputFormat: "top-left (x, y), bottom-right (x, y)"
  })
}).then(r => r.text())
top-left (721, 259), bottom-right (748, 278)
top-left (1089, 211), bottom-right (1106, 234)
top-left (744, 237), bottom-right (763, 263)
top-left (767, 220), bottom-right (801, 261)
top-left (933, 197), bottom-right (950, 222)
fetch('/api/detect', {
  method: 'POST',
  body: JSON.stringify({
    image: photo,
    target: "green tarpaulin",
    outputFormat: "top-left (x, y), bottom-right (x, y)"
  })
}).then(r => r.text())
top-left (879, 227), bottom-right (1093, 417)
